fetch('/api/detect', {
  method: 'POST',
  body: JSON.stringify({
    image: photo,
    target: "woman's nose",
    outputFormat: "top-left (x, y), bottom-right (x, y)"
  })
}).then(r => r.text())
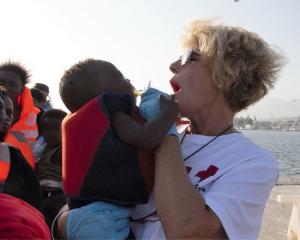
top-left (169, 59), bottom-right (180, 74)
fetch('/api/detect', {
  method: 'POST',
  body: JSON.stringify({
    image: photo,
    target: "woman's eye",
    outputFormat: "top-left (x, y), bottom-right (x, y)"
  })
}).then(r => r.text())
top-left (188, 57), bottom-right (198, 62)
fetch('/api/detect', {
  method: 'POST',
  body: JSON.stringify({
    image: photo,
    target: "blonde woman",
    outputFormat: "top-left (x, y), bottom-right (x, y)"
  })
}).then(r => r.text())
top-left (132, 19), bottom-right (285, 239)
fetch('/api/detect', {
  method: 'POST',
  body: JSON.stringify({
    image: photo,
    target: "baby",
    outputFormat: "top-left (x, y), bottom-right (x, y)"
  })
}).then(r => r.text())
top-left (57, 59), bottom-right (178, 239)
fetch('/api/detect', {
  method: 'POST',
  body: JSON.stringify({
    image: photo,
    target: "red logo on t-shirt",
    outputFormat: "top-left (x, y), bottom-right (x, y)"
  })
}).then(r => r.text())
top-left (195, 165), bottom-right (218, 182)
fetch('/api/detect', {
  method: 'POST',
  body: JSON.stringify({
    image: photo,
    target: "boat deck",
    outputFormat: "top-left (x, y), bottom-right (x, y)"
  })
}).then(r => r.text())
top-left (259, 176), bottom-right (300, 239)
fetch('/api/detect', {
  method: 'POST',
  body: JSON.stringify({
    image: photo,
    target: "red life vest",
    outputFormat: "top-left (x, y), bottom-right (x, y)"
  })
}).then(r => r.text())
top-left (62, 93), bottom-right (154, 207)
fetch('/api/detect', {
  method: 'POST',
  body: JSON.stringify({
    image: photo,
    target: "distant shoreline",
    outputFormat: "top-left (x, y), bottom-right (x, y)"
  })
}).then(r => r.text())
top-left (240, 129), bottom-right (300, 132)
top-left (277, 175), bottom-right (300, 185)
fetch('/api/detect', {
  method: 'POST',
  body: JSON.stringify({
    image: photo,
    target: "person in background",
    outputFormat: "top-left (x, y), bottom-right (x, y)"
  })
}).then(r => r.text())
top-left (36, 109), bottom-right (67, 227)
top-left (34, 82), bottom-right (52, 111)
top-left (31, 87), bottom-right (47, 112)
top-left (0, 62), bottom-right (40, 142)
top-left (131, 19), bottom-right (285, 239)
top-left (0, 193), bottom-right (50, 239)
top-left (0, 87), bottom-right (14, 141)
top-left (0, 62), bottom-right (39, 168)
top-left (0, 86), bottom-right (42, 209)
top-left (31, 87), bottom-right (48, 162)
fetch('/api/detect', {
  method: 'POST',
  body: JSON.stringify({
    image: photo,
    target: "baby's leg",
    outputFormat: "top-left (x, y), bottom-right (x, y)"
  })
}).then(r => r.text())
top-left (59, 202), bottom-right (132, 239)
top-left (57, 207), bottom-right (69, 238)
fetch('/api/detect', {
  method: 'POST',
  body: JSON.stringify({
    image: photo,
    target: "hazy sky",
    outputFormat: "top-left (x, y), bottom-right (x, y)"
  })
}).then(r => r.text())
top-left (0, 0), bottom-right (299, 111)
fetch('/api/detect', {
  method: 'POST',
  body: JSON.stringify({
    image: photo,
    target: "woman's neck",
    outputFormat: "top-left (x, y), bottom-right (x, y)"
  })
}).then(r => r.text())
top-left (188, 104), bottom-right (236, 136)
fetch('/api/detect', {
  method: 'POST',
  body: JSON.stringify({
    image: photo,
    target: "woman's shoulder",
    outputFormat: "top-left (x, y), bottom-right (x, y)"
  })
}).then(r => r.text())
top-left (222, 133), bottom-right (278, 172)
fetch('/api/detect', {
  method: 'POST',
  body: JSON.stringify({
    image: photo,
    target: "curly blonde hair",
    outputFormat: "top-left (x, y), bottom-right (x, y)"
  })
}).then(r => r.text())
top-left (182, 19), bottom-right (285, 112)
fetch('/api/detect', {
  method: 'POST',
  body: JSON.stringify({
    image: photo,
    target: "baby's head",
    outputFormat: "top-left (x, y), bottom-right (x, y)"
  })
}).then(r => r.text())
top-left (60, 59), bottom-right (135, 112)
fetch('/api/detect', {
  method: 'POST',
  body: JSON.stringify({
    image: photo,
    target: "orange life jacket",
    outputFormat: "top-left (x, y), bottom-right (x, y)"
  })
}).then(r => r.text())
top-left (4, 131), bottom-right (35, 169)
top-left (9, 87), bottom-right (40, 143)
top-left (0, 143), bottom-right (11, 182)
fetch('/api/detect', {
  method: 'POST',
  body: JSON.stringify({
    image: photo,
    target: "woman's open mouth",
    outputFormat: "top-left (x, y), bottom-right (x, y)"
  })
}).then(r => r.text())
top-left (170, 80), bottom-right (181, 94)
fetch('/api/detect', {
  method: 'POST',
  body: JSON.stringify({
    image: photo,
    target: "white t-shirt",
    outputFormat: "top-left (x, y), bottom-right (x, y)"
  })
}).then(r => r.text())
top-left (131, 132), bottom-right (278, 240)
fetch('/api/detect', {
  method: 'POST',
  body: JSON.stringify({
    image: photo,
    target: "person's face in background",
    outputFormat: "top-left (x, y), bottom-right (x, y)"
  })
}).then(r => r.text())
top-left (0, 70), bottom-right (23, 123)
top-left (32, 96), bottom-right (46, 109)
top-left (39, 90), bottom-right (49, 101)
top-left (0, 95), bottom-right (14, 135)
top-left (32, 98), bottom-right (42, 108)
top-left (40, 117), bottom-right (62, 148)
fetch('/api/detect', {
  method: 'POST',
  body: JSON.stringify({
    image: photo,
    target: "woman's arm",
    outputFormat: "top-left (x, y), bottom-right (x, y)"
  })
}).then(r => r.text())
top-left (154, 136), bottom-right (227, 239)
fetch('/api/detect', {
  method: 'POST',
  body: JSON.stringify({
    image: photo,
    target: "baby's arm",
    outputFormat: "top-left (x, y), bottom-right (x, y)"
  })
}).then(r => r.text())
top-left (111, 92), bottom-right (178, 150)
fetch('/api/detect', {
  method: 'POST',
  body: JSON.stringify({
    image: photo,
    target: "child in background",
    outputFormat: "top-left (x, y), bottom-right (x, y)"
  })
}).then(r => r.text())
top-left (36, 109), bottom-right (67, 227)
top-left (56, 59), bottom-right (178, 239)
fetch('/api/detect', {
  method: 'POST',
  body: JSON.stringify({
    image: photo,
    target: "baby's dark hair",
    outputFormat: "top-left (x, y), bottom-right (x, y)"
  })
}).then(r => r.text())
top-left (0, 61), bottom-right (30, 86)
top-left (60, 59), bottom-right (127, 112)
top-left (40, 109), bottom-right (67, 123)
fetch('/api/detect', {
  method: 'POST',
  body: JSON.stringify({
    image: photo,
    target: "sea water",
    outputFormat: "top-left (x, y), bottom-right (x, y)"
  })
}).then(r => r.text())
top-left (242, 130), bottom-right (300, 176)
